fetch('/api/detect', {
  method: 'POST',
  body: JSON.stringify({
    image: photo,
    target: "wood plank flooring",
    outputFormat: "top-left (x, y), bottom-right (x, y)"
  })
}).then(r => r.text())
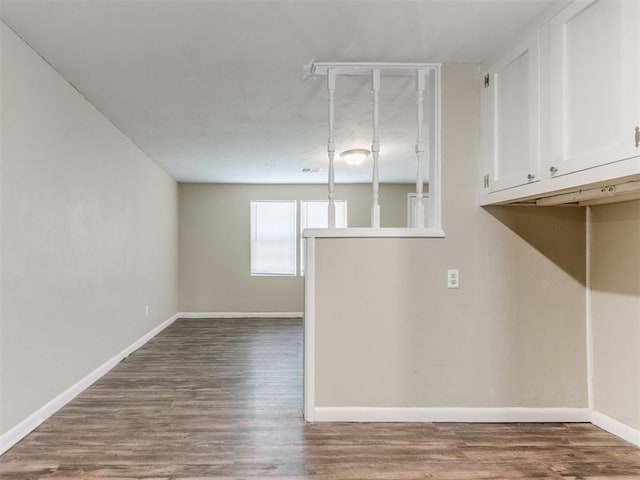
top-left (1, 318), bottom-right (639, 479)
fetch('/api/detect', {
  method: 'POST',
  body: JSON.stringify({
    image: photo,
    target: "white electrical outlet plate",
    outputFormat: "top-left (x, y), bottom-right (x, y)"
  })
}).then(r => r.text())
top-left (447, 269), bottom-right (459, 289)
top-left (145, 305), bottom-right (149, 317)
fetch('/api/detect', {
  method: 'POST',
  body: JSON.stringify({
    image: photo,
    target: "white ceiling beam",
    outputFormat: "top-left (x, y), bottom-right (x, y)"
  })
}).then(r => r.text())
top-left (310, 62), bottom-right (440, 76)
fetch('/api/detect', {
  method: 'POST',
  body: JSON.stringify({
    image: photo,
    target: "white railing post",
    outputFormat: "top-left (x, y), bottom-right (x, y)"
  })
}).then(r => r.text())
top-left (414, 69), bottom-right (425, 228)
top-left (370, 69), bottom-right (381, 228)
top-left (327, 69), bottom-right (336, 228)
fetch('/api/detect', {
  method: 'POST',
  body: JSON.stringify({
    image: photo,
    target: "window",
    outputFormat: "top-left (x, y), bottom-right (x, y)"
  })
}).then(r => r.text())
top-left (300, 201), bottom-right (347, 275)
top-left (407, 193), bottom-right (430, 228)
top-left (250, 201), bottom-right (297, 276)
top-left (250, 200), bottom-right (347, 276)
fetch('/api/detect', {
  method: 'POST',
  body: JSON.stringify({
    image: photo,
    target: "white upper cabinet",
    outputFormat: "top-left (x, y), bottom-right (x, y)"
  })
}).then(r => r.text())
top-left (480, 0), bottom-right (640, 206)
top-left (482, 37), bottom-right (540, 193)
top-left (547, 0), bottom-right (640, 178)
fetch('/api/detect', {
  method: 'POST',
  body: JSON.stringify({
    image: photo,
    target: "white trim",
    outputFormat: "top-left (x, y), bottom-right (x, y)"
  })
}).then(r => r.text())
top-left (432, 64), bottom-right (442, 232)
top-left (0, 313), bottom-right (180, 456)
top-left (303, 227), bottom-right (446, 238)
top-left (592, 410), bottom-right (640, 447)
top-left (480, 157), bottom-right (640, 206)
top-left (313, 407), bottom-right (591, 423)
top-left (310, 62), bottom-right (441, 76)
top-left (303, 237), bottom-right (316, 421)
top-left (585, 206), bottom-right (594, 410)
top-left (178, 312), bottom-right (303, 319)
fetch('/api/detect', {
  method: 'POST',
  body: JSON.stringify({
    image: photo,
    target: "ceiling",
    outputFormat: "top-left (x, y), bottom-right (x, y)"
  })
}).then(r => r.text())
top-left (1, 0), bottom-right (569, 184)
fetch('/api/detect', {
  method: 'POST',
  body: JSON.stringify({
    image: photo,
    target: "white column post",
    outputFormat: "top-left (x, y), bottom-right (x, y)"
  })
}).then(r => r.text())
top-left (414, 69), bottom-right (425, 228)
top-left (370, 69), bottom-right (381, 228)
top-left (327, 69), bottom-right (336, 228)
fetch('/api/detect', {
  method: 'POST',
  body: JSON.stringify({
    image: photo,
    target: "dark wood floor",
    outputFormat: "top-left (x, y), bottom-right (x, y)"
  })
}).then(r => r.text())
top-left (1, 318), bottom-right (639, 479)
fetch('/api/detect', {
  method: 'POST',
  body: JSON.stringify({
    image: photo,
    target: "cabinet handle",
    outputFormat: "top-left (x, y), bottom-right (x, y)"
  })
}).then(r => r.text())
top-left (527, 173), bottom-right (535, 181)
top-left (550, 166), bottom-right (558, 176)
top-left (636, 126), bottom-right (639, 148)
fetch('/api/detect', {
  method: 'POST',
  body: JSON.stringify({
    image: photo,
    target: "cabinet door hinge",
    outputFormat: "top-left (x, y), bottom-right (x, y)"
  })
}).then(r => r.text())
top-left (635, 126), bottom-right (639, 148)
top-left (483, 174), bottom-right (490, 189)
top-left (484, 74), bottom-right (490, 88)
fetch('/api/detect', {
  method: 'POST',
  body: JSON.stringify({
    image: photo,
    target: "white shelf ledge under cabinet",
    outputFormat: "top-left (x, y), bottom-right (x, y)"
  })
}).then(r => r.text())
top-left (480, 156), bottom-right (640, 207)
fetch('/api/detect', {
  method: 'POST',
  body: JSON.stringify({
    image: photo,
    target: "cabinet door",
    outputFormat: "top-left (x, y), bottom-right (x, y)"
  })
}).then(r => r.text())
top-left (548, 0), bottom-right (640, 178)
top-left (482, 38), bottom-right (540, 193)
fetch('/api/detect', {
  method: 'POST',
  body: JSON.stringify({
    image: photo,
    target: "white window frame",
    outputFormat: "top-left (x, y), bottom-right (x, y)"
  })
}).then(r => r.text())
top-left (250, 200), bottom-right (297, 276)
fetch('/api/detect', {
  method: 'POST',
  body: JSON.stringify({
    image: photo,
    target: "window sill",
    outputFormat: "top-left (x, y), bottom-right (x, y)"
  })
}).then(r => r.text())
top-left (250, 273), bottom-right (297, 277)
top-left (302, 227), bottom-right (446, 238)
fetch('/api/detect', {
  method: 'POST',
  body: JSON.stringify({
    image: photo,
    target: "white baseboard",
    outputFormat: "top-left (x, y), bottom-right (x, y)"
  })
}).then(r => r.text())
top-left (313, 407), bottom-right (592, 423)
top-left (591, 410), bottom-right (640, 447)
top-left (2, 310), bottom-right (635, 455)
top-left (178, 312), bottom-right (303, 319)
top-left (0, 313), bottom-right (180, 456)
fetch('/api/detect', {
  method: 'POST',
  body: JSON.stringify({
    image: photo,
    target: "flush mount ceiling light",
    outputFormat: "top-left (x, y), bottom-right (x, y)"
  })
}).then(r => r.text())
top-left (340, 149), bottom-right (370, 166)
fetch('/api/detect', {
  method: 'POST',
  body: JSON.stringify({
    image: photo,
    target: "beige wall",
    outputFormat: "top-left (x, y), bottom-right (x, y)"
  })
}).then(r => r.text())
top-left (178, 183), bottom-right (414, 312)
top-left (313, 64), bottom-right (588, 408)
top-left (591, 201), bottom-right (640, 430)
top-left (0, 24), bottom-right (178, 433)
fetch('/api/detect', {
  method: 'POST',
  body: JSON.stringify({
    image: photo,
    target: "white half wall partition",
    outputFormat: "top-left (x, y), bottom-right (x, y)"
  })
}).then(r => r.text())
top-left (303, 64), bottom-right (589, 423)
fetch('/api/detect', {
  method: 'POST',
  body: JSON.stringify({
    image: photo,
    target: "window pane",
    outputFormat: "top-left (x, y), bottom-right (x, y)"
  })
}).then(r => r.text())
top-left (300, 201), bottom-right (347, 275)
top-left (301, 201), bottom-right (347, 229)
top-left (250, 201), bottom-right (296, 275)
top-left (407, 194), bottom-right (429, 228)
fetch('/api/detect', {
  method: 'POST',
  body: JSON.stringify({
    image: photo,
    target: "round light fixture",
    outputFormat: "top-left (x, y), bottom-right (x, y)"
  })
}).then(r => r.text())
top-left (340, 149), bottom-right (370, 166)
